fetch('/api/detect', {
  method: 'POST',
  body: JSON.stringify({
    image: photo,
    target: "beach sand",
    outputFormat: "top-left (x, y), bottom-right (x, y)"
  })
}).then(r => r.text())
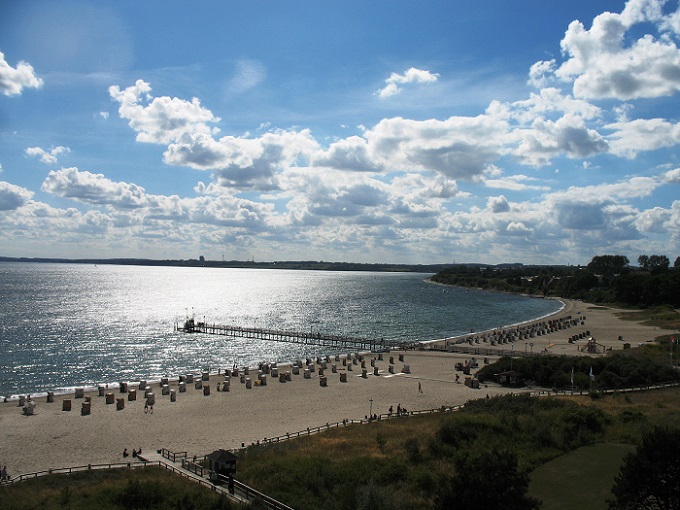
top-left (0, 299), bottom-right (665, 477)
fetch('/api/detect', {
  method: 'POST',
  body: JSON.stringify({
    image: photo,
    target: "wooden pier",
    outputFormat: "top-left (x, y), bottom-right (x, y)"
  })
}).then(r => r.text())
top-left (176, 318), bottom-right (411, 352)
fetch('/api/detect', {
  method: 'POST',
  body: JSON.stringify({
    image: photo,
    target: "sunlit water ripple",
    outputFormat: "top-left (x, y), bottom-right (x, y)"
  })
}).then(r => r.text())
top-left (0, 262), bottom-right (561, 397)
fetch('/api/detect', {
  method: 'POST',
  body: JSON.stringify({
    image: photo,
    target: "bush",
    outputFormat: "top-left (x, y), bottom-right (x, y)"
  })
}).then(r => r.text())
top-left (403, 437), bottom-right (422, 464)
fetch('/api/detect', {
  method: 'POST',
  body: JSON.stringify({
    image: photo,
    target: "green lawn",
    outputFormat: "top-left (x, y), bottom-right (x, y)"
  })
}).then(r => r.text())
top-left (529, 443), bottom-right (635, 510)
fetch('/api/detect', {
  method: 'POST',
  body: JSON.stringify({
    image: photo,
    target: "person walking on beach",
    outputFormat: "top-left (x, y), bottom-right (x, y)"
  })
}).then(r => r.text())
top-left (418, 382), bottom-right (423, 393)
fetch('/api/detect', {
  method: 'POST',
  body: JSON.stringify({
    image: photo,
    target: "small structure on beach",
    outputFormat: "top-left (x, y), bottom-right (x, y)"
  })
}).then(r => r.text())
top-left (207, 449), bottom-right (238, 478)
top-left (579, 337), bottom-right (604, 354)
top-left (495, 370), bottom-right (524, 387)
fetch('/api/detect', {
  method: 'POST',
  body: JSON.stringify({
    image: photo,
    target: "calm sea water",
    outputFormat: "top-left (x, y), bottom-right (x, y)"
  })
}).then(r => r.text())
top-left (0, 262), bottom-right (561, 397)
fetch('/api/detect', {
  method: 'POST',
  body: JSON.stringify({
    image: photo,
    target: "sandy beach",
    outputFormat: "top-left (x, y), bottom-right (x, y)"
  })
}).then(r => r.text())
top-left (0, 299), bottom-right (665, 478)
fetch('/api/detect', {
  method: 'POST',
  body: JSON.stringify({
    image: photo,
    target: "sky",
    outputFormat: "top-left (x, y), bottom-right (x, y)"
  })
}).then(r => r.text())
top-left (1, 0), bottom-right (679, 266)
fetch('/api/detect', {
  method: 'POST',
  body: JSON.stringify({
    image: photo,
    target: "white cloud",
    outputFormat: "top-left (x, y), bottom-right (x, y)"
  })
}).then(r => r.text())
top-left (606, 118), bottom-right (680, 158)
top-left (312, 136), bottom-right (380, 173)
top-left (0, 181), bottom-right (33, 210)
top-left (39, 167), bottom-right (276, 232)
top-left (390, 173), bottom-right (462, 201)
top-left (41, 167), bottom-right (149, 208)
top-left (635, 206), bottom-right (671, 233)
top-left (488, 195), bottom-right (510, 213)
top-left (25, 146), bottom-right (71, 165)
top-left (166, 129), bottom-right (319, 190)
top-left (512, 113), bottom-right (608, 166)
top-left (509, 88), bottom-right (602, 121)
top-left (550, 177), bottom-right (659, 203)
top-left (376, 67), bottom-right (439, 98)
top-left (552, 1), bottom-right (680, 100)
top-left (109, 80), bottom-right (220, 144)
top-left (544, 177), bottom-right (660, 234)
top-left (313, 114), bottom-right (510, 179)
top-left (664, 167), bottom-right (680, 182)
top-left (0, 51), bottom-right (43, 96)
top-left (362, 114), bottom-right (508, 179)
top-left (528, 59), bottom-right (556, 89)
top-left (505, 221), bottom-right (533, 235)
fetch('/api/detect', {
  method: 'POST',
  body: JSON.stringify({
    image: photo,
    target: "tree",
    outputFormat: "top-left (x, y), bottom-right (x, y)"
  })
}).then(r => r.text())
top-left (638, 255), bottom-right (650, 271)
top-left (435, 447), bottom-right (541, 510)
top-left (675, 256), bottom-right (680, 269)
top-left (587, 255), bottom-right (630, 283)
top-left (609, 427), bottom-right (680, 509)
top-left (648, 254), bottom-right (670, 274)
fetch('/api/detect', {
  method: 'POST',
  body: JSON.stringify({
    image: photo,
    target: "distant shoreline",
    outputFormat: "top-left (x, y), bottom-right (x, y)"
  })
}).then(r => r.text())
top-left (0, 256), bottom-right (452, 274)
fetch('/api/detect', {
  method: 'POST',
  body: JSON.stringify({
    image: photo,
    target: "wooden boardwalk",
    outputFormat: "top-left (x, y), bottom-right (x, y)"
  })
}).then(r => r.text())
top-left (176, 318), bottom-right (413, 352)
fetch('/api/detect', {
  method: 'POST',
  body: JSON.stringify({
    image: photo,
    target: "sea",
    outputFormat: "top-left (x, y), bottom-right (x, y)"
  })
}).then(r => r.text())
top-left (0, 262), bottom-right (562, 398)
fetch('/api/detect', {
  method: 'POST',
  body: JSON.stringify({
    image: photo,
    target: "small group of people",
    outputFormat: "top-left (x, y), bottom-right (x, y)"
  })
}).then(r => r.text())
top-left (122, 447), bottom-right (143, 459)
top-left (388, 404), bottom-right (408, 417)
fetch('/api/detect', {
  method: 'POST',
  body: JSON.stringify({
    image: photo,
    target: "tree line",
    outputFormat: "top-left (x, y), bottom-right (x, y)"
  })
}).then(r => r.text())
top-left (430, 254), bottom-right (680, 308)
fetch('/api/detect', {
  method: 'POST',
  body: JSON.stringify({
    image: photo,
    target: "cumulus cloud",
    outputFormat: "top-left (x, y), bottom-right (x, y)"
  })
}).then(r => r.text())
top-left (528, 59), bottom-right (556, 89)
top-left (488, 195), bottom-right (511, 213)
top-left (513, 113), bottom-right (608, 166)
top-left (94, 9), bottom-right (680, 264)
top-left (390, 173), bottom-right (462, 201)
top-left (545, 177), bottom-right (660, 233)
top-left (551, 0), bottom-right (680, 100)
top-left (505, 221), bottom-right (533, 235)
top-left (376, 67), bottom-right (439, 98)
top-left (25, 146), bottom-right (71, 165)
top-left (0, 181), bottom-right (33, 210)
top-left (167, 129), bottom-right (319, 190)
top-left (109, 80), bottom-right (220, 144)
top-left (363, 114), bottom-right (508, 179)
top-left (0, 51), bottom-right (43, 96)
top-left (635, 206), bottom-right (671, 233)
top-left (606, 118), bottom-right (680, 158)
top-left (313, 114), bottom-right (509, 179)
top-left (312, 136), bottom-right (380, 173)
top-left (664, 167), bottom-right (680, 182)
top-left (41, 167), bottom-right (149, 208)
top-left (39, 167), bottom-right (275, 232)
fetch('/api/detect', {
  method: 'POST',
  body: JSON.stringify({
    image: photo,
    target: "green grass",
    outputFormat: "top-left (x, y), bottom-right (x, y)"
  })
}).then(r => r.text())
top-left (615, 305), bottom-right (680, 329)
top-left (0, 466), bottom-right (242, 510)
top-left (528, 443), bottom-right (635, 510)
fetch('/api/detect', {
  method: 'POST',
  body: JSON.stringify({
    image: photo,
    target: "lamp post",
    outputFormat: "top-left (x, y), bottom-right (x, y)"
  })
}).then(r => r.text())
top-left (369, 399), bottom-right (373, 418)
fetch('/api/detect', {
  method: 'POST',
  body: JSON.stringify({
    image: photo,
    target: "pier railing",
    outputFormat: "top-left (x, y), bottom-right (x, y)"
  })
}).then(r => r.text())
top-left (176, 319), bottom-right (415, 352)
